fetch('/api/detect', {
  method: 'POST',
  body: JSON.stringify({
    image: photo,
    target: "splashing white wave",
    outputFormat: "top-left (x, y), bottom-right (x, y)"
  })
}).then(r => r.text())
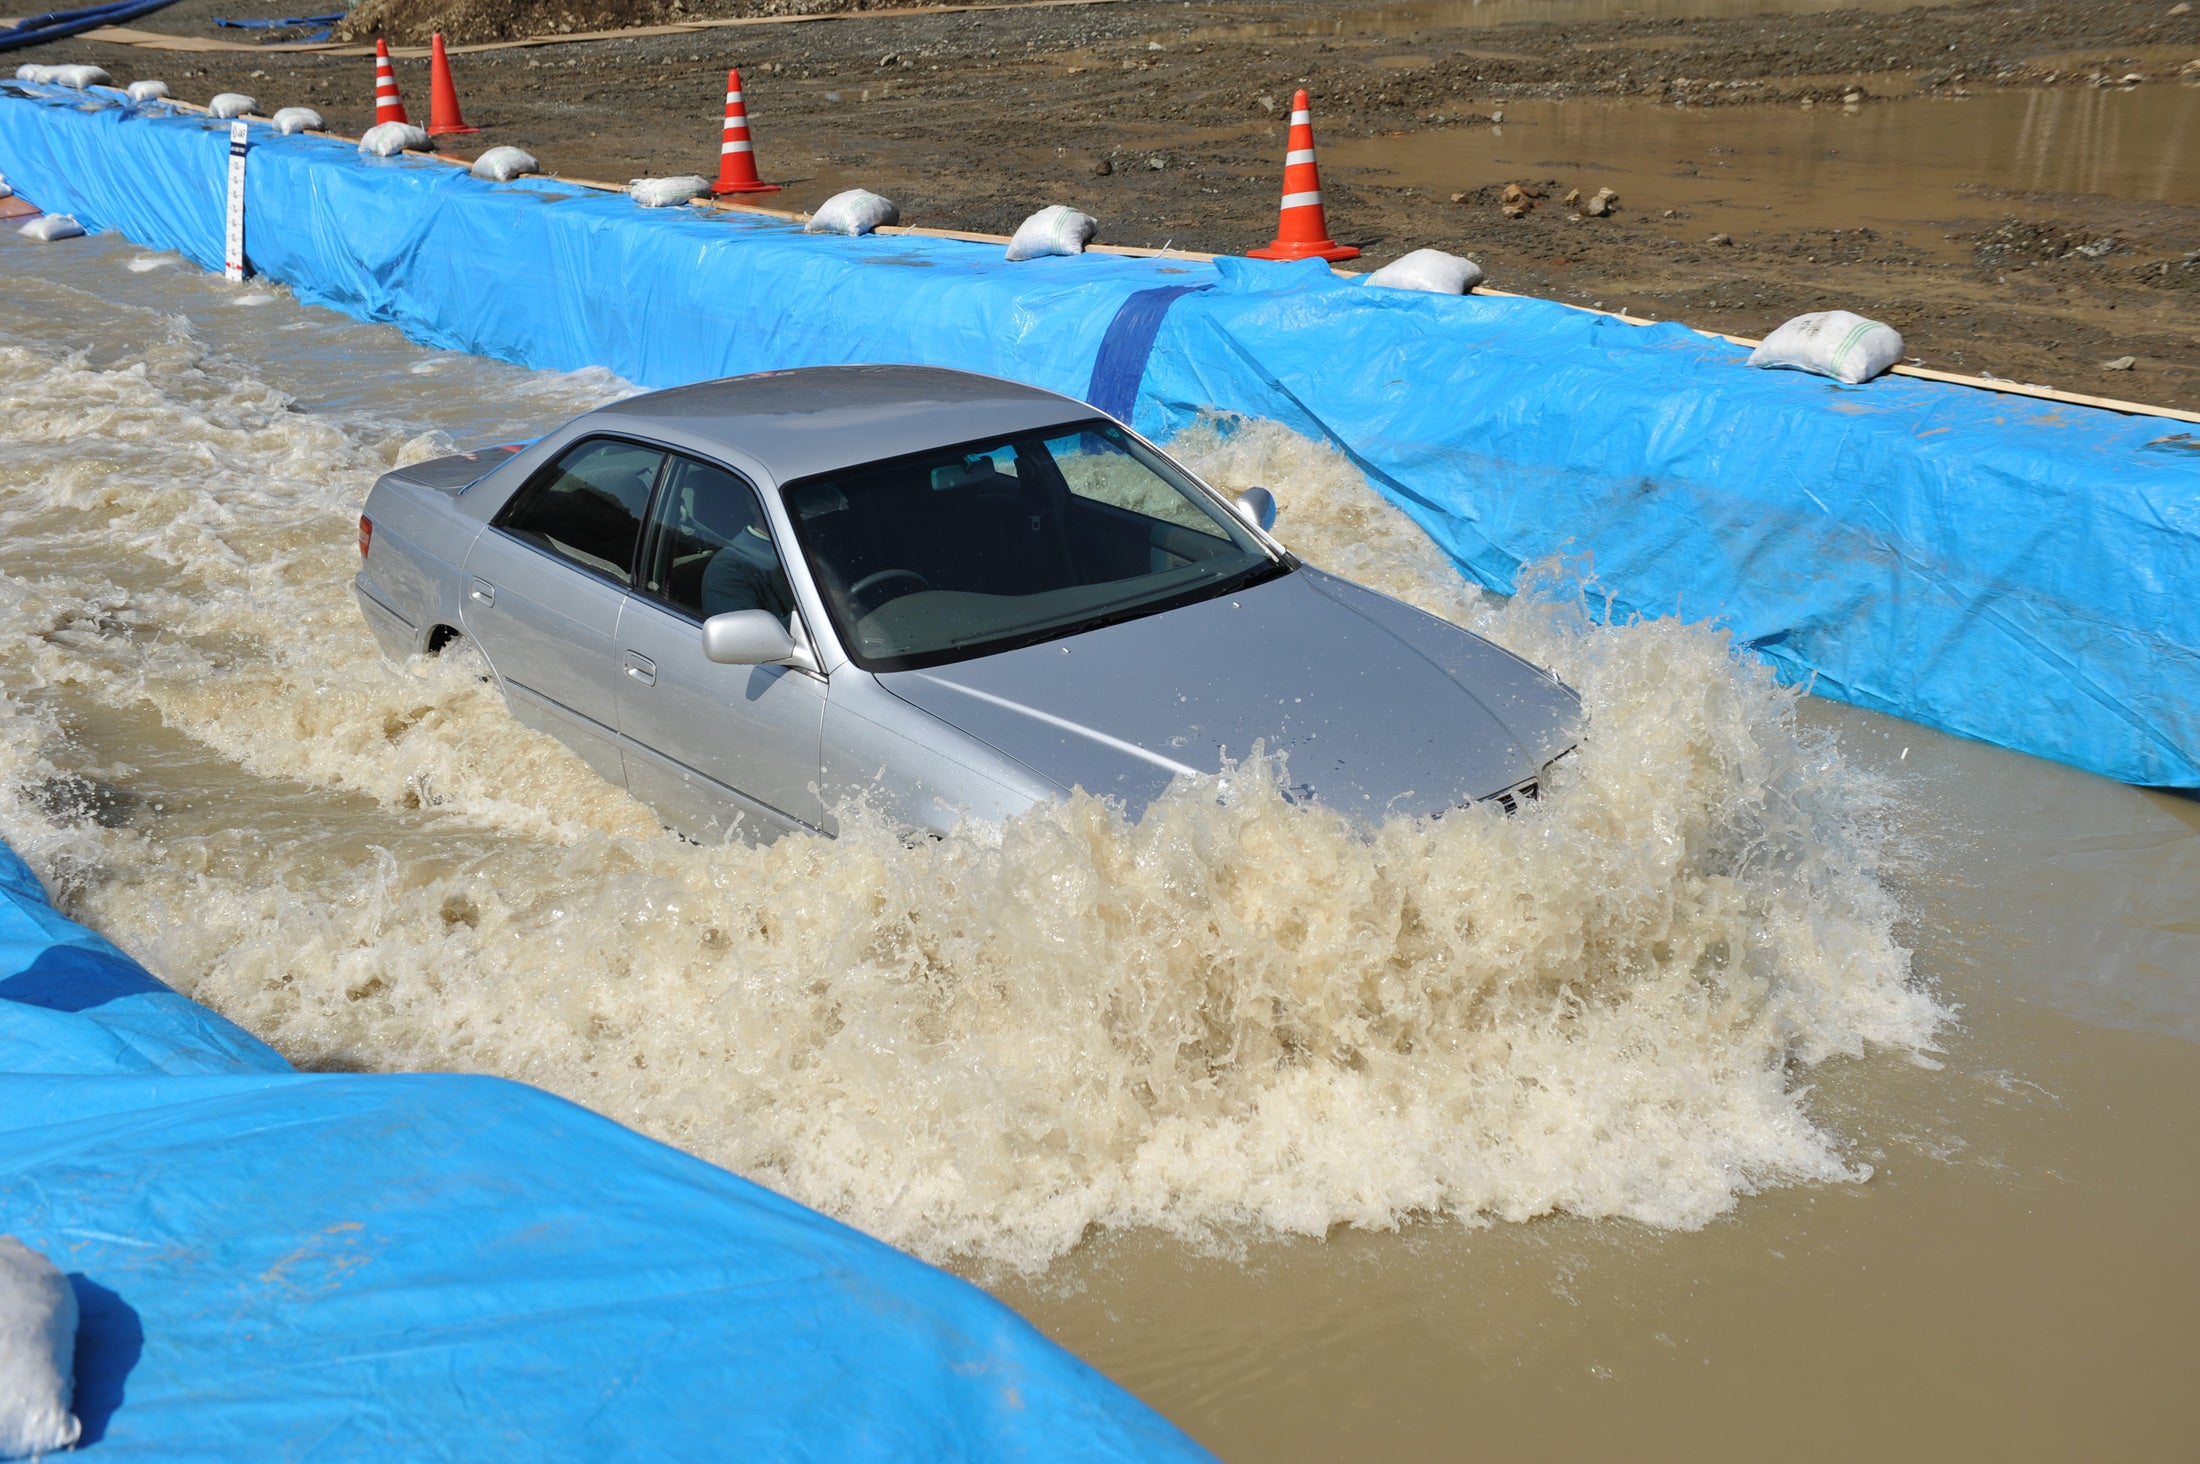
top-left (0, 303), bottom-right (1941, 1271)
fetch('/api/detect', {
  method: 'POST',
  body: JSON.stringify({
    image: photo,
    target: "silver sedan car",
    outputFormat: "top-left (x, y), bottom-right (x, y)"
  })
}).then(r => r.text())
top-left (353, 366), bottom-right (1579, 842)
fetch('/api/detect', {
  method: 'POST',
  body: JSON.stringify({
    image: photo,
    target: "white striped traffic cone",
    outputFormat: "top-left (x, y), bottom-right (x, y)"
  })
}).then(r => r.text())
top-left (372, 37), bottom-right (408, 126)
top-left (711, 68), bottom-right (780, 195)
top-left (1250, 88), bottom-right (1357, 262)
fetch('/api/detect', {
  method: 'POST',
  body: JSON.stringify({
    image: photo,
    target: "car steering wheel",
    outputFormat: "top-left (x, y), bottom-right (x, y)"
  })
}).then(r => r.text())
top-left (849, 568), bottom-right (931, 610)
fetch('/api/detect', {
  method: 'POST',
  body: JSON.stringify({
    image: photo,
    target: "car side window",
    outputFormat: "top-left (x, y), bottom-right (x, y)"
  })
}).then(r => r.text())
top-left (639, 454), bottom-right (796, 626)
top-left (496, 438), bottom-right (665, 585)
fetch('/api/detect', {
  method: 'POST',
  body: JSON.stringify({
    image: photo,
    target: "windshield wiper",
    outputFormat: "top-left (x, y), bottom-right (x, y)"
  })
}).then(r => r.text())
top-left (986, 558), bottom-right (1287, 650)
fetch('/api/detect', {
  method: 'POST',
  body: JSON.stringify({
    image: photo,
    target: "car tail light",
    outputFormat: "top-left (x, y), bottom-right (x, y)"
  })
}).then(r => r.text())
top-left (358, 516), bottom-right (373, 558)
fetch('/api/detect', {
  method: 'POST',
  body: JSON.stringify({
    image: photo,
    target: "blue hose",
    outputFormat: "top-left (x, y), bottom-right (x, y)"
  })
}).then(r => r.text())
top-left (212, 12), bottom-right (343, 26)
top-left (1, 0), bottom-right (186, 53)
top-left (211, 12), bottom-right (342, 39)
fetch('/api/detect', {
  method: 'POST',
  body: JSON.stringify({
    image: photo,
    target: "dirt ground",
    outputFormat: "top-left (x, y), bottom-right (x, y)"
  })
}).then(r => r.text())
top-left (32, 0), bottom-right (2200, 409)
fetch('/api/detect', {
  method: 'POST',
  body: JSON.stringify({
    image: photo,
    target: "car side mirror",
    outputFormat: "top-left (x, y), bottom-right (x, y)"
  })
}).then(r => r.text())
top-left (1233, 485), bottom-right (1278, 533)
top-left (701, 609), bottom-right (798, 666)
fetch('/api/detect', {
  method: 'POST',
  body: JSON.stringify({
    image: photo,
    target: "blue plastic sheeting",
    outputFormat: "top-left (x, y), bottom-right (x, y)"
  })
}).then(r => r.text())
top-left (0, 82), bottom-right (2194, 785)
top-left (0, 84), bottom-right (1199, 399)
top-left (0, 839), bottom-right (1212, 1460)
top-left (1139, 258), bottom-right (2200, 787)
top-left (0, 843), bottom-right (289, 1078)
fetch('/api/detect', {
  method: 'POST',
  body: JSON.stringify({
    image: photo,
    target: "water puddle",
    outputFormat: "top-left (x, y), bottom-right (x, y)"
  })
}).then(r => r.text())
top-left (1323, 83), bottom-right (2200, 254)
top-left (1, 228), bottom-right (2193, 1456)
top-left (1186, 0), bottom-right (1965, 42)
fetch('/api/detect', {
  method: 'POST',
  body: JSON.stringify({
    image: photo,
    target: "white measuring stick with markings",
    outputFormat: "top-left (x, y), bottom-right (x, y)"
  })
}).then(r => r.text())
top-left (224, 120), bottom-right (248, 282)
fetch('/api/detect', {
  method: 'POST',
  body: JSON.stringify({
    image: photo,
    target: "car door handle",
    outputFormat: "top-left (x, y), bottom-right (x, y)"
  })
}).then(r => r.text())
top-left (469, 578), bottom-right (495, 607)
top-left (622, 651), bottom-right (656, 687)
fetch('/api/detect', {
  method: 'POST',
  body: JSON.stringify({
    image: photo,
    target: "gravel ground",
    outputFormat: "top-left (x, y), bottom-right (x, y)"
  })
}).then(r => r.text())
top-left (27, 0), bottom-right (2200, 409)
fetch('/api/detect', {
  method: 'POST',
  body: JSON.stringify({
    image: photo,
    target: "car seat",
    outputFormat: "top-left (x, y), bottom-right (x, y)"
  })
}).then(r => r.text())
top-left (664, 471), bottom-right (763, 610)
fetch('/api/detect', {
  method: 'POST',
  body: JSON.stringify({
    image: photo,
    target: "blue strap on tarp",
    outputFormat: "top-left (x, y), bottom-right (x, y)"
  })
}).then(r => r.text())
top-left (1086, 283), bottom-right (1208, 421)
top-left (0, 834), bottom-right (1213, 1459)
top-left (0, 83), bottom-right (2191, 785)
top-left (0, 0), bottom-right (181, 52)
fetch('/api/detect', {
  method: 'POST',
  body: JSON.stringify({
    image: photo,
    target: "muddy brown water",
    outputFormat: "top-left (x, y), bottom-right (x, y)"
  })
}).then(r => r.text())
top-left (997, 707), bottom-right (2200, 1457)
top-left (0, 230), bottom-right (2194, 1459)
top-left (1200, 0), bottom-right (1965, 41)
top-left (1324, 80), bottom-right (2200, 259)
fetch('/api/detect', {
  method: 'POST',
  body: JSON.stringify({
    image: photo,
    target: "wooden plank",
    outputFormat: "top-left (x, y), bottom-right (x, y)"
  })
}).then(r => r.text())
top-left (79, 0), bottom-right (1128, 58)
top-left (73, 25), bottom-right (290, 51)
top-left (1879, 363), bottom-right (2200, 423)
top-left (1472, 287), bottom-right (2200, 424)
top-left (682, 0), bottom-right (1125, 30)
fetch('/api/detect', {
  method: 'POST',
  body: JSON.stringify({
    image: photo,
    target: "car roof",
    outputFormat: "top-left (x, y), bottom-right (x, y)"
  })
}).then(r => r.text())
top-left (579, 366), bottom-right (1103, 483)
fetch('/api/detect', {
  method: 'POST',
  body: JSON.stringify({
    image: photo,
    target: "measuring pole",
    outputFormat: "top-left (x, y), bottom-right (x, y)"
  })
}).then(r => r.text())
top-left (224, 120), bottom-right (248, 282)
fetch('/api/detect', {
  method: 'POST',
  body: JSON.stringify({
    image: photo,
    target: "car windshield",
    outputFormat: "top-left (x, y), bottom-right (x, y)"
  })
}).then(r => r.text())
top-left (781, 420), bottom-right (1286, 670)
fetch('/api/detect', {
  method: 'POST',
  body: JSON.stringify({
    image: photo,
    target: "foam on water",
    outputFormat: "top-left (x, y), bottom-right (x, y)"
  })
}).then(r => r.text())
top-left (0, 252), bottom-right (1943, 1271)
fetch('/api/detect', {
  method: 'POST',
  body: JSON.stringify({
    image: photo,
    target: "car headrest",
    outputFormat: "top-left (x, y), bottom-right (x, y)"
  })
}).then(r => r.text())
top-left (687, 484), bottom-right (759, 542)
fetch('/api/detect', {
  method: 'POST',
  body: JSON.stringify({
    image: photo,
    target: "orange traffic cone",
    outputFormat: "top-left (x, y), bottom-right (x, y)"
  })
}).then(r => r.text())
top-left (1249, 89), bottom-right (1358, 262)
top-left (372, 37), bottom-right (408, 126)
top-left (426, 33), bottom-right (477, 135)
top-left (710, 68), bottom-right (779, 195)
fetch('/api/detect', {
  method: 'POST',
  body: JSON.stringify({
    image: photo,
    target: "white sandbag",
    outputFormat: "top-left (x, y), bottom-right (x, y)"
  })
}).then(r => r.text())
top-left (1364, 247), bottom-right (1485, 294)
top-left (805, 188), bottom-right (899, 236)
top-left (206, 91), bottom-right (256, 119)
top-left (126, 78), bottom-right (170, 102)
top-left (0, 1238), bottom-right (81, 1459)
top-left (18, 214), bottom-right (85, 242)
top-left (1004, 204), bottom-right (1098, 261)
top-left (271, 106), bottom-right (322, 135)
top-left (471, 145), bottom-right (539, 182)
top-left (0, 175), bottom-right (10, 201)
top-left (49, 64), bottom-right (111, 89)
top-left (1747, 309), bottom-right (1905, 385)
top-left (12, 65), bottom-right (52, 83)
top-left (629, 174), bottom-right (710, 207)
top-left (359, 121), bottom-right (431, 156)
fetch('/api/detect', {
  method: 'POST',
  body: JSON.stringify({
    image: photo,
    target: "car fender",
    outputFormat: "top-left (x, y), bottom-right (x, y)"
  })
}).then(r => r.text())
top-left (357, 471), bottom-right (490, 657)
top-left (821, 671), bottom-right (1066, 838)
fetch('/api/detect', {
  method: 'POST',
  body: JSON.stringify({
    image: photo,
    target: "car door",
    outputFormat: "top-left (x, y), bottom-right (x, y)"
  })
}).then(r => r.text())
top-left (461, 437), bottom-right (666, 786)
top-left (614, 452), bottom-right (827, 842)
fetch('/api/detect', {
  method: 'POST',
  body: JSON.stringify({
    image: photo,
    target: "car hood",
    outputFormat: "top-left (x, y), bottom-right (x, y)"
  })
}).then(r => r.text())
top-left (873, 566), bottom-right (1579, 820)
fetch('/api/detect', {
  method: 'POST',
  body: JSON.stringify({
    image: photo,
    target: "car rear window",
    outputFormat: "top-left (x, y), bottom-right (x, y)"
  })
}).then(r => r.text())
top-left (495, 437), bottom-right (665, 584)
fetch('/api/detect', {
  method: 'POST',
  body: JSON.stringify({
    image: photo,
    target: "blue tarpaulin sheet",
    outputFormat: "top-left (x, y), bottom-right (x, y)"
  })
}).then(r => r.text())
top-left (0, 81), bottom-right (2194, 784)
top-left (0, 838), bottom-right (1211, 1460)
